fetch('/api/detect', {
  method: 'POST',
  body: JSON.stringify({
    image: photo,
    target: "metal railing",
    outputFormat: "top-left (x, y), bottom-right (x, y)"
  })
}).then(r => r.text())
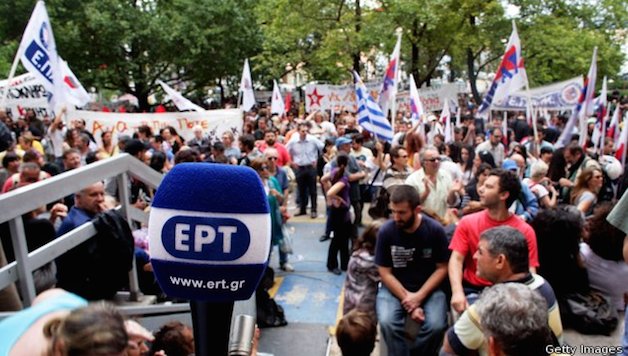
top-left (0, 154), bottom-right (163, 307)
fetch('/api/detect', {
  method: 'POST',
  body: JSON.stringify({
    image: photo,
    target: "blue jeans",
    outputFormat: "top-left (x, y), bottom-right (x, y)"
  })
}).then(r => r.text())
top-left (377, 285), bottom-right (447, 356)
top-left (622, 311), bottom-right (628, 356)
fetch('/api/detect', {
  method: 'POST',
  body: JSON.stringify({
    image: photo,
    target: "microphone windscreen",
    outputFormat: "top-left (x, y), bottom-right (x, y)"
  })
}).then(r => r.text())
top-left (148, 163), bottom-right (271, 301)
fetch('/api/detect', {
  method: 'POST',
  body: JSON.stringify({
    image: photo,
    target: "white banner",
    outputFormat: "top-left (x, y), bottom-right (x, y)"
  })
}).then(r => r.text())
top-left (0, 72), bottom-right (52, 118)
top-left (305, 81), bottom-right (464, 114)
top-left (305, 81), bottom-right (382, 113)
top-left (66, 108), bottom-right (243, 146)
top-left (492, 76), bottom-right (583, 110)
top-left (395, 83), bottom-right (463, 115)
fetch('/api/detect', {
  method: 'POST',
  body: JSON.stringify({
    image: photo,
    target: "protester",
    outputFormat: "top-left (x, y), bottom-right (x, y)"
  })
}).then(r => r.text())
top-left (343, 219), bottom-right (383, 315)
top-left (323, 153), bottom-right (352, 275)
top-left (336, 309), bottom-right (377, 356)
top-left (405, 147), bottom-right (463, 220)
top-left (449, 169), bottom-right (538, 314)
top-left (476, 283), bottom-right (552, 356)
top-left (0, 289), bottom-right (127, 356)
top-left (570, 166), bottom-right (604, 216)
top-left (375, 184), bottom-right (448, 356)
top-left (580, 203), bottom-right (628, 311)
top-left (443, 226), bottom-right (563, 355)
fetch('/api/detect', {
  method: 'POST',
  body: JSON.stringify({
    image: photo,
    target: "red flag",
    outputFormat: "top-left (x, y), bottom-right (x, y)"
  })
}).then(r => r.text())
top-left (284, 92), bottom-right (291, 114)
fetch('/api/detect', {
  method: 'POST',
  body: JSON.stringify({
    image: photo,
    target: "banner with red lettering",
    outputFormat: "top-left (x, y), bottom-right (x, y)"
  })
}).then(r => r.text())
top-left (66, 108), bottom-right (242, 146)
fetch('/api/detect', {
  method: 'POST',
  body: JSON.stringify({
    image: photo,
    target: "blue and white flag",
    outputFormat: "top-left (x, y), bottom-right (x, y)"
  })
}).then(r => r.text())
top-left (18, 1), bottom-right (63, 110)
top-left (353, 71), bottom-right (393, 142)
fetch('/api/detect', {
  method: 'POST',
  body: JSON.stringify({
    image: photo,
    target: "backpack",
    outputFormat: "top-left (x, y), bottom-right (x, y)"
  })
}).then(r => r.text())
top-left (255, 267), bottom-right (288, 328)
top-left (368, 187), bottom-right (391, 220)
top-left (58, 210), bottom-right (134, 300)
top-left (559, 290), bottom-right (618, 335)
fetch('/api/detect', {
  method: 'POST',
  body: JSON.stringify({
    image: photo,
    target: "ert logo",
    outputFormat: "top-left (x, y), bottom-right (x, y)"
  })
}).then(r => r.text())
top-left (162, 216), bottom-right (250, 261)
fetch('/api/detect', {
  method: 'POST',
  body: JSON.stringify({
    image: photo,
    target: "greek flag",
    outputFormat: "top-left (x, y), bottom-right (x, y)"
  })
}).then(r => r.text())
top-left (353, 71), bottom-right (393, 142)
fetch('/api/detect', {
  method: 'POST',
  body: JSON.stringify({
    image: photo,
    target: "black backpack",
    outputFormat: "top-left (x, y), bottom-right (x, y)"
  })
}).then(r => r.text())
top-left (57, 210), bottom-right (134, 300)
top-left (559, 290), bottom-right (619, 335)
top-left (255, 267), bottom-right (288, 328)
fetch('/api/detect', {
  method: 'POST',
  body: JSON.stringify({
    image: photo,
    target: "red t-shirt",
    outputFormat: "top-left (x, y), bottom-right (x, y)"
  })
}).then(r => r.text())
top-left (258, 142), bottom-right (291, 167)
top-left (449, 210), bottom-right (539, 287)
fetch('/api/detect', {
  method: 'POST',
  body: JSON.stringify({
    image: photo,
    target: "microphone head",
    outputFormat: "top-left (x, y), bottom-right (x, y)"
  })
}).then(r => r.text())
top-left (148, 163), bottom-right (271, 302)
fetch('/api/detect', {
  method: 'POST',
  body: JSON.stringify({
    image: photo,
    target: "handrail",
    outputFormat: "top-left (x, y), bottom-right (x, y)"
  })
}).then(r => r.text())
top-left (0, 154), bottom-right (163, 224)
top-left (0, 154), bottom-right (163, 306)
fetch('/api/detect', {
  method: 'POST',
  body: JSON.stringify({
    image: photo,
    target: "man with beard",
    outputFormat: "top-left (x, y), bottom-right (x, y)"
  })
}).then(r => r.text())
top-left (375, 184), bottom-right (449, 356)
top-left (259, 129), bottom-right (291, 167)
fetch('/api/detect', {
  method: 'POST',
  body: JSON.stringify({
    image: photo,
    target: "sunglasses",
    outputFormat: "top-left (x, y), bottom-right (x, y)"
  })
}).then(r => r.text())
top-left (424, 158), bottom-right (440, 163)
top-left (260, 166), bottom-right (269, 171)
top-left (267, 157), bottom-right (278, 161)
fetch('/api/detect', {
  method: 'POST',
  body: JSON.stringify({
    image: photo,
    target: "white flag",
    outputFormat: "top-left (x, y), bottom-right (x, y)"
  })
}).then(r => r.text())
top-left (441, 99), bottom-right (452, 143)
top-left (59, 58), bottom-right (90, 107)
top-left (18, 1), bottom-right (63, 110)
top-left (591, 76), bottom-right (607, 153)
top-left (240, 59), bottom-right (255, 111)
top-left (271, 80), bottom-right (284, 116)
top-left (409, 75), bottom-right (424, 125)
top-left (157, 80), bottom-right (205, 112)
top-left (477, 21), bottom-right (527, 118)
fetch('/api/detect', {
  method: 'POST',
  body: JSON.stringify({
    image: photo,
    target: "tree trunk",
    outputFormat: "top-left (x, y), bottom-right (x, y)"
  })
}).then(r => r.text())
top-left (411, 19), bottom-right (419, 87)
top-left (217, 79), bottom-right (225, 107)
top-left (353, 0), bottom-right (361, 74)
top-left (467, 47), bottom-right (481, 104)
top-left (134, 81), bottom-right (150, 112)
top-left (466, 15), bottom-right (481, 104)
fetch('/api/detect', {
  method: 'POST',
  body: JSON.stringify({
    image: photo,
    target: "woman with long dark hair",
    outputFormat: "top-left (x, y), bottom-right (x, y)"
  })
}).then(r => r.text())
top-left (459, 144), bottom-right (475, 186)
top-left (325, 153), bottom-right (352, 275)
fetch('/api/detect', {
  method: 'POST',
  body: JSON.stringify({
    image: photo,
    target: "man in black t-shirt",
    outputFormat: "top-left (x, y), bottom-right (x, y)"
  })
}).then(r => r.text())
top-left (375, 184), bottom-right (449, 356)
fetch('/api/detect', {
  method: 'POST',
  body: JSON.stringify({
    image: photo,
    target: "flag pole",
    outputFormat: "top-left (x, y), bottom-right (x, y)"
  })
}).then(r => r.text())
top-left (524, 80), bottom-right (539, 157)
top-left (390, 30), bottom-right (402, 126)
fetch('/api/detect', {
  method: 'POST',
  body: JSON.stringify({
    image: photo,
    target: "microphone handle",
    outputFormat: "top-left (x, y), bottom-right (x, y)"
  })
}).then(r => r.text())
top-left (191, 300), bottom-right (235, 356)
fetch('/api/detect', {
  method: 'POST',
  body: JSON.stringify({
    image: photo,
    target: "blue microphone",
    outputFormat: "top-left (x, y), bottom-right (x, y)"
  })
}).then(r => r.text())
top-left (149, 163), bottom-right (272, 356)
top-left (148, 163), bottom-right (271, 302)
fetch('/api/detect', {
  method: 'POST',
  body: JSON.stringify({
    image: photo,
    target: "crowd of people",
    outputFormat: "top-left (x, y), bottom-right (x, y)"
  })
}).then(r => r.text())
top-left (1, 91), bottom-right (628, 355)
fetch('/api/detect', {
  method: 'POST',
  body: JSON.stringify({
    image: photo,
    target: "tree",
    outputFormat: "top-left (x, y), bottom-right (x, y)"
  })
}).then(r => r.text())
top-left (0, 0), bottom-right (261, 111)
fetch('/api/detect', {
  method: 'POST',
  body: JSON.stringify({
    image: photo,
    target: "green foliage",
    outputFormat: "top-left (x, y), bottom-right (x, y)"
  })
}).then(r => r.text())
top-left (0, 0), bottom-right (261, 109)
top-left (0, 0), bottom-right (625, 107)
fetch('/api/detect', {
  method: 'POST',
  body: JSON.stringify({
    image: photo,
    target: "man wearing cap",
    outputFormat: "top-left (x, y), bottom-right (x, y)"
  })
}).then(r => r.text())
top-left (328, 136), bottom-right (366, 228)
top-left (287, 123), bottom-right (323, 218)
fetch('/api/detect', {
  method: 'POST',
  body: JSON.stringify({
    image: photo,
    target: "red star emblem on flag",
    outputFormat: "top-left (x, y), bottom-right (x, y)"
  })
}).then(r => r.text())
top-left (307, 88), bottom-right (324, 108)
